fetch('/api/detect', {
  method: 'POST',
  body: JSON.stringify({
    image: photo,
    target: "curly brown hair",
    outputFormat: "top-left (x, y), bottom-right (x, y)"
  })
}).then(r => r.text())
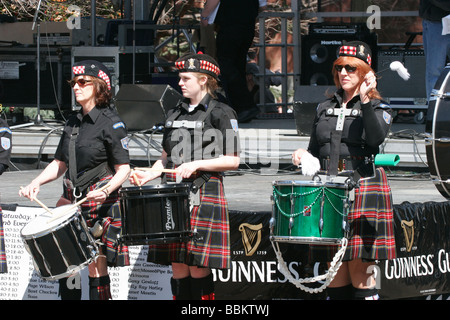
top-left (70, 76), bottom-right (112, 107)
top-left (90, 76), bottom-right (112, 107)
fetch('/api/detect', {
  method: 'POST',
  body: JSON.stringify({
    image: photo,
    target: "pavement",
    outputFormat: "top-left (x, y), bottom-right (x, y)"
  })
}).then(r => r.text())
top-left (2, 166), bottom-right (447, 213)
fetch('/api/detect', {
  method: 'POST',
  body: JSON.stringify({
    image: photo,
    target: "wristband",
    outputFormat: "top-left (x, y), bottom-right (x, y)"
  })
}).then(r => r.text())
top-left (201, 16), bottom-right (209, 21)
top-left (103, 189), bottom-right (109, 197)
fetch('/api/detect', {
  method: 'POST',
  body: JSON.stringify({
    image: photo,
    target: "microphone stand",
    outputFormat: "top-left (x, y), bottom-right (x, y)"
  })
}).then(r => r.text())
top-left (12, 0), bottom-right (53, 129)
top-left (32, 1), bottom-right (42, 125)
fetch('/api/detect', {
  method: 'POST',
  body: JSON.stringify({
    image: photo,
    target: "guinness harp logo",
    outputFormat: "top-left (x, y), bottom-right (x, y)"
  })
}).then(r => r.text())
top-left (401, 219), bottom-right (415, 252)
top-left (239, 223), bottom-right (263, 256)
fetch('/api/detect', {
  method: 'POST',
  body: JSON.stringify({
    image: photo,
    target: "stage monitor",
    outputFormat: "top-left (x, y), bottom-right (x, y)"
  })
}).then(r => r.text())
top-left (115, 84), bottom-right (183, 131)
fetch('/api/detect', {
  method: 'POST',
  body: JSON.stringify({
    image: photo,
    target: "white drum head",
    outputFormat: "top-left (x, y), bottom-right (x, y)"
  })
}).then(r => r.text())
top-left (20, 205), bottom-right (79, 237)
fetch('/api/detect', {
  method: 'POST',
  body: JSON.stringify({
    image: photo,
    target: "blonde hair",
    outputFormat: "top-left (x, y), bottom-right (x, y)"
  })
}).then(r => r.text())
top-left (192, 73), bottom-right (219, 99)
top-left (332, 56), bottom-right (382, 100)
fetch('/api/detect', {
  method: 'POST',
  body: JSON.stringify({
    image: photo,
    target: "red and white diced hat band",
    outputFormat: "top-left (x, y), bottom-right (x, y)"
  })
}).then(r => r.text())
top-left (175, 51), bottom-right (220, 79)
top-left (72, 60), bottom-right (112, 90)
top-left (338, 41), bottom-right (372, 66)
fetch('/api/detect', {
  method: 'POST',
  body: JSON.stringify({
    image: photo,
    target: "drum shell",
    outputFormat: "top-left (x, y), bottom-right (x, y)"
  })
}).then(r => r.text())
top-left (425, 66), bottom-right (450, 199)
top-left (119, 183), bottom-right (191, 245)
top-left (271, 181), bottom-right (348, 244)
top-left (21, 208), bottom-right (98, 280)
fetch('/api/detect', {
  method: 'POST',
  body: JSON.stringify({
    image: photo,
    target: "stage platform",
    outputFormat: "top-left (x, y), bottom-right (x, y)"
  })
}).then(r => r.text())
top-left (9, 116), bottom-right (428, 171)
top-left (2, 157), bottom-right (446, 211)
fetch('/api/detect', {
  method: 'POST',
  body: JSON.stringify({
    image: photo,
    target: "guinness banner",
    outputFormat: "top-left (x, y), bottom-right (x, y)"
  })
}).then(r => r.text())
top-left (1, 201), bottom-right (450, 300)
top-left (215, 201), bottom-right (450, 300)
top-left (379, 201), bottom-right (450, 299)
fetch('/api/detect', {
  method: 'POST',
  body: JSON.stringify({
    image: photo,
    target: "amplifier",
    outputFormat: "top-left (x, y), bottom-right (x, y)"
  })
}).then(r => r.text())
top-left (377, 50), bottom-right (426, 99)
top-left (300, 32), bottom-right (377, 86)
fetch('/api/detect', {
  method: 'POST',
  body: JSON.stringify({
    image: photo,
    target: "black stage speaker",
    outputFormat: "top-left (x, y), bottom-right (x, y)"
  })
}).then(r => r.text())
top-left (115, 84), bottom-right (183, 131)
top-left (293, 85), bottom-right (334, 136)
top-left (377, 50), bottom-right (426, 99)
top-left (301, 24), bottom-right (378, 86)
top-left (0, 46), bottom-right (72, 109)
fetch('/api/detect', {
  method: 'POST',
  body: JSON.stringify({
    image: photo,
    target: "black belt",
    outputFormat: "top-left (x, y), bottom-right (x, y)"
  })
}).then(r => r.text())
top-left (322, 156), bottom-right (371, 173)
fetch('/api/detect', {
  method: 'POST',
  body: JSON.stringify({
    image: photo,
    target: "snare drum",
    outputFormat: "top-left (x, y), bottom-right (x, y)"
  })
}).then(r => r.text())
top-left (119, 183), bottom-right (191, 245)
top-left (21, 205), bottom-right (99, 281)
top-left (426, 65), bottom-right (450, 199)
top-left (270, 180), bottom-right (350, 245)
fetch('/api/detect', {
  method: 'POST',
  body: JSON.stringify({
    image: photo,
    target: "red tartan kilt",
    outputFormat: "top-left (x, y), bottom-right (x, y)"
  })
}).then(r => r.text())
top-left (310, 167), bottom-right (396, 262)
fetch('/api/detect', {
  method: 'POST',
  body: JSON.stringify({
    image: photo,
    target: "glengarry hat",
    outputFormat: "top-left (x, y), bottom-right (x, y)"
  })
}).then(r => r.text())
top-left (72, 60), bottom-right (112, 90)
top-left (174, 51), bottom-right (220, 79)
top-left (338, 41), bottom-right (372, 66)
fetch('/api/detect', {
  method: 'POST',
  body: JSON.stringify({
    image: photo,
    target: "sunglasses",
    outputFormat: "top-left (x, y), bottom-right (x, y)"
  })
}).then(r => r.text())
top-left (69, 78), bottom-right (93, 88)
top-left (335, 64), bottom-right (357, 73)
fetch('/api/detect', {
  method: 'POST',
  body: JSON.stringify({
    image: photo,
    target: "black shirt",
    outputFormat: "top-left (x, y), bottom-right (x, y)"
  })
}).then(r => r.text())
top-left (163, 94), bottom-right (240, 165)
top-left (55, 106), bottom-right (130, 177)
top-left (308, 90), bottom-right (392, 161)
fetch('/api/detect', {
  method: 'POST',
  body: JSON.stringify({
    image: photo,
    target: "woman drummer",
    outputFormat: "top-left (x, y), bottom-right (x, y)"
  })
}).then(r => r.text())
top-left (19, 60), bottom-right (131, 300)
top-left (291, 41), bottom-right (396, 300)
top-left (131, 52), bottom-right (240, 300)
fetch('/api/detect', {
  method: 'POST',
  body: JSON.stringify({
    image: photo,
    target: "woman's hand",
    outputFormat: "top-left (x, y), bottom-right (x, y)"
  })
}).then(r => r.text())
top-left (19, 181), bottom-right (41, 201)
top-left (292, 149), bottom-right (320, 176)
top-left (360, 71), bottom-right (377, 103)
top-left (86, 188), bottom-right (109, 204)
top-left (292, 148), bottom-right (307, 166)
top-left (176, 162), bottom-right (199, 179)
top-left (19, 159), bottom-right (67, 201)
top-left (129, 169), bottom-right (161, 186)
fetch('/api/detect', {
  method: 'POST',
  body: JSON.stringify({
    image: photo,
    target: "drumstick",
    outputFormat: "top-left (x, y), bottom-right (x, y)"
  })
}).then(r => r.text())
top-left (32, 197), bottom-right (54, 215)
top-left (19, 187), bottom-right (54, 215)
top-left (47, 183), bottom-right (111, 224)
top-left (133, 167), bottom-right (179, 173)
